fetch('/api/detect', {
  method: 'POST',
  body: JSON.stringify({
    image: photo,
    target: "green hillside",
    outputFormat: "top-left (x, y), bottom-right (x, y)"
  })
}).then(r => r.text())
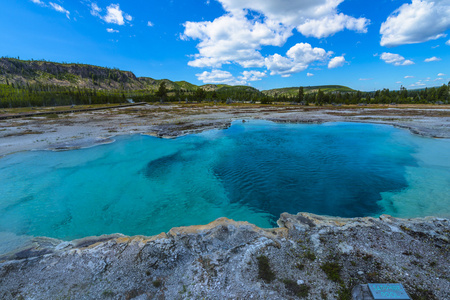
top-left (3, 57), bottom-right (446, 108)
top-left (262, 85), bottom-right (355, 97)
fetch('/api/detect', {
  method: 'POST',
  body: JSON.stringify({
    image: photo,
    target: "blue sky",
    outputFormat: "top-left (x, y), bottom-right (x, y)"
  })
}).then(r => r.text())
top-left (1, 0), bottom-right (449, 91)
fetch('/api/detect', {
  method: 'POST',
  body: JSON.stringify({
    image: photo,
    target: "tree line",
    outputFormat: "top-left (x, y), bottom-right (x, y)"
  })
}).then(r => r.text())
top-left (0, 80), bottom-right (449, 109)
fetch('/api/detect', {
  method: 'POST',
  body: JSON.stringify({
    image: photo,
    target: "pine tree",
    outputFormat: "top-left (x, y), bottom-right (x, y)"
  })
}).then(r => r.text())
top-left (298, 86), bottom-right (304, 104)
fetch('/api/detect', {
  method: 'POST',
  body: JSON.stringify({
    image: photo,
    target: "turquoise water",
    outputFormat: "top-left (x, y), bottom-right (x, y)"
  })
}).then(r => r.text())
top-left (0, 121), bottom-right (449, 243)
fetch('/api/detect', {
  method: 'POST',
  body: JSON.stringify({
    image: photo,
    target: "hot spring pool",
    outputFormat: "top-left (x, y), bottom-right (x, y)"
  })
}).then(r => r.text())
top-left (0, 121), bottom-right (449, 243)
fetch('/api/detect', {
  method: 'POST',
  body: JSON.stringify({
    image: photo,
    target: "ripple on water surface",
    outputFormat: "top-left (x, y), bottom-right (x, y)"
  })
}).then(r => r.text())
top-left (0, 121), bottom-right (449, 242)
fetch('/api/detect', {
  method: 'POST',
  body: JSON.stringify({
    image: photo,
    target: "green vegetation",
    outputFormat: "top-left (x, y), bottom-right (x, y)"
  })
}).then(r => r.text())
top-left (1, 57), bottom-right (449, 108)
top-left (320, 262), bottom-right (342, 283)
top-left (303, 250), bottom-right (316, 261)
top-left (283, 279), bottom-right (310, 298)
top-left (152, 280), bottom-right (162, 288)
top-left (256, 255), bottom-right (276, 283)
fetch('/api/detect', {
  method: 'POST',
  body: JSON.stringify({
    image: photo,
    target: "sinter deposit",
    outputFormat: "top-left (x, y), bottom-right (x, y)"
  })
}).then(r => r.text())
top-left (0, 213), bottom-right (448, 299)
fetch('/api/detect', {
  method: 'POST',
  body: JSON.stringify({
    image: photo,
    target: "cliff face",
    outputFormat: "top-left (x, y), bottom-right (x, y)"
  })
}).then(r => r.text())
top-left (0, 58), bottom-right (136, 81)
top-left (0, 58), bottom-right (185, 91)
top-left (0, 213), bottom-right (448, 299)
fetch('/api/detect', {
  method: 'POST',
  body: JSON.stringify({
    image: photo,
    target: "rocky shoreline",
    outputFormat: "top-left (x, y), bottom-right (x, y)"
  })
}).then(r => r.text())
top-left (0, 213), bottom-right (448, 299)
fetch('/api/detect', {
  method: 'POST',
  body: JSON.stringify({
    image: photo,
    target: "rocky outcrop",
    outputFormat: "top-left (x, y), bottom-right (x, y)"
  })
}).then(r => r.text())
top-left (0, 213), bottom-right (448, 299)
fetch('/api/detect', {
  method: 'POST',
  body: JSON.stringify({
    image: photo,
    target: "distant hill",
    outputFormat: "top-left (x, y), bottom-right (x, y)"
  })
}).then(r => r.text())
top-left (0, 58), bottom-right (354, 95)
top-left (262, 85), bottom-right (355, 97)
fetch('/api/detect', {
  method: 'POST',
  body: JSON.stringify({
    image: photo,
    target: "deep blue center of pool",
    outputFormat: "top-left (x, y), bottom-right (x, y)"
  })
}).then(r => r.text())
top-left (0, 121), bottom-right (449, 243)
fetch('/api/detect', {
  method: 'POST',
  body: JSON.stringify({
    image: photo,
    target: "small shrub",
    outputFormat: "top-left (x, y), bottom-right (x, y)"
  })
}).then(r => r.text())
top-left (102, 290), bottom-right (114, 297)
top-left (321, 262), bottom-right (342, 283)
top-left (283, 279), bottom-right (310, 298)
top-left (257, 255), bottom-right (275, 283)
top-left (410, 287), bottom-right (437, 300)
top-left (304, 250), bottom-right (316, 261)
top-left (337, 284), bottom-right (352, 300)
top-left (152, 280), bottom-right (162, 288)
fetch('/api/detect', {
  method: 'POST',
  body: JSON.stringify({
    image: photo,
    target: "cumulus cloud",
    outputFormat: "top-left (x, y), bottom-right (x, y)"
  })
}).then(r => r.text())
top-left (147, 21), bottom-right (154, 27)
top-left (217, 0), bottom-right (369, 38)
top-left (328, 56), bottom-right (346, 69)
top-left (106, 28), bottom-right (119, 33)
top-left (196, 70), bottom-right (245, 85)
top-left (404, 75), bottom-right (414, 78)
top-left (424, 56), bottom-right (442, 62)
top-left (447, 40), bottom-right (450, 45)
top-left (90, 3), bottom-right (132, 26)
top-left (380, 52), bottom-right (414, 66)
top-left (380, 0), bottom-right (450, 47)
top-left (183, 14), bottom-right (291, 68)
top-left (239, 70), bottom-right (267, 82)
top-left (438, 73), bottom-right (446, 76)
top-left (182, 0), bottom-right (369, 71)
top-left (265, 43), bottom-right (332, 77)
top-left (49, 2), bottom-right (70, 19)
top-left (307, 73), bottom-right (314, 77)
top-left (298, 13), bottom-right (369, 38)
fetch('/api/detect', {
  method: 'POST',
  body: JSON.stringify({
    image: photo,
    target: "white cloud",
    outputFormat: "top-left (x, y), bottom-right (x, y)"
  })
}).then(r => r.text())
top-left (91, 3), bottom-right (132, 26)
top-left (380, 0), bottom-right (450, 47)
top-left (147, 21), bottom-right (154, 27)
top-left (435, 78), bottom-right (444, 81)
top-left (196, 70), bottom-right (245, 85)
top-left (404, 75), bottom-right (414, 78)
top-left (438, 73), bottom-right (446, 76)
top-left (328, 56), bottom-right (346, 69)
top-left (410, 81), bottom-right (426, 87)
top-left (380, 52), bottom-right (414, 66)
top-left (297, 13), bottom-right (369, 38)
top-left (265, 43), bottom-right (332, 77)
top-left (359, 78), bottom-right (373, 81)
top-left (396, 81), bottom-right (402, 84)
top-left (90, 3), bottom-right (101, 16)
top-left (307, 73), bottom-right (314, 77)
top-left (183, 14), bottom-right (291, 68)
top-left (217, 0), bottom-right (369, 38)
top-left (31, 0), bottom-right (45, 6)
top-left (49, 2), bottom-right (70, 19)
top-left (424, 56), bottom-right (442, 62)
top-left (106, 28), bottom-right (119, 33)
top-left (182, 0), bottom-right (369, 70)
top-left (124, 14), bottom-right (132, 22)
top-left (447, 40), bottom-right (450, 45)
top-left (103, 4), bottom-right (128, 25)
top-left (239, 70), bottom-right (267, 82)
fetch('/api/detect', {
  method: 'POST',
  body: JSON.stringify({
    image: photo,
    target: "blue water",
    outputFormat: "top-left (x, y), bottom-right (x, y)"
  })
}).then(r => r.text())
top-left (0, 121), bottom-right (449, 243)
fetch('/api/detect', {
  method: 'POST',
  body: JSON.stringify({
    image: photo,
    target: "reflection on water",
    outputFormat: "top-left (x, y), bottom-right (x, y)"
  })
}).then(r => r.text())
top-left (0, 121), bottom-right (449, 242)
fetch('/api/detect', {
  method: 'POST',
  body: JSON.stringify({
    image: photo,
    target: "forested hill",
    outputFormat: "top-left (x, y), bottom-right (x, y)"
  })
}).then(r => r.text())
top-left (1, 57), bottom-right (448, 108)
top-left (0, 57), bottom-right (350, 95)
top-left (0, 58), bottom-right (184, 91)
top-left (262, 85), bottom-right (355, 97)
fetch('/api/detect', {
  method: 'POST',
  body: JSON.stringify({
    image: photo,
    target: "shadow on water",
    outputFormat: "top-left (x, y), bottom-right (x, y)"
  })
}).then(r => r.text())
top-left (142, 152), bottom-right (183, 179)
